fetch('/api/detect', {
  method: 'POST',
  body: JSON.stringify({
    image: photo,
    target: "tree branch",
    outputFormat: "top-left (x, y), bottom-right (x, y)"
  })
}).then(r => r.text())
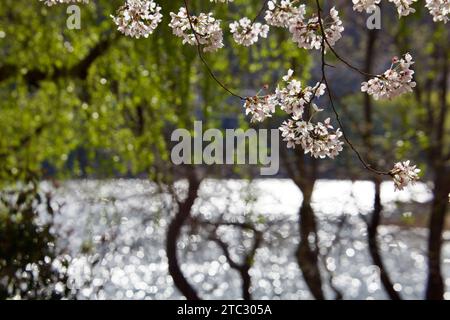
top-left (0, 36), bottom-right (113, 85)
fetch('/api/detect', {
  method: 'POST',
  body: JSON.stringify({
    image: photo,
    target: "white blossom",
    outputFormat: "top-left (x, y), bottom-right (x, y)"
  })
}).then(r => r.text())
top-left (40, 0), bottom-right (89, 5)
top-left (388, 0), bottom-right (418, 17)
top-left (169, 8), bottom-right (224, 53)
top-left (289, 7), bottom-right (344, 50)
top-left (390, 160), bottom-right (421, 191)
top-left (230, 18), bottom-right (269, 46)
top-left (243, 94), bottom-right (277, 122)
top-left (244, 69), bottom-right (343, 159)
top-left (111, 0), bottom-right (163, 39)
top-left (352, 0), bottom-right (417, 17)
top-left (324, 8), bottom-right (345, 47)
top-left (265, 0), bottom-right (306, 28)
top-left (280, 117), bottom-right (344, 159)
top-left (352, 0), bottom-right (381, 12)
top-left (276, 69), bottom-right (326, 118)
top-left (361, 53), bottom-right (416, 100)
top-left (425, 0), bottom-right (449, 23)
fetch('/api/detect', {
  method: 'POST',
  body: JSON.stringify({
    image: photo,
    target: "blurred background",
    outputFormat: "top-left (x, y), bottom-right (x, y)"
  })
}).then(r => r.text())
top-left (0, 0), bottom-right (448, 300)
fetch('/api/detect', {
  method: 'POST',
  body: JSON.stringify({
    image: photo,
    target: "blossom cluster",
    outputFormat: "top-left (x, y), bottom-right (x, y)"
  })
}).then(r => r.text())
top-left (389, 0), bottom-right (418, 16)
top-left (352, 0), bottom-right (381, 13)
top-left (289, 7), bottom-right (344, 50)
top-left (169, 8), bottom-right (224, 52)
top-left (390, 160), bottom-right (421, 191)
top-left (276, 69), bottom-right (326, 118)
top-left (229, 18), bottom-right (269, 47)
top-left (265, 0), bottom-right (306, 28)
top-left (361, 53), bottom-right (416, 100)
top-left (244, 70), bottom-right (344, 159)
top-left (425, 0), bottom-right (450, 23)
top-left (111, 0), bottom-right (162, 39)
top-left (265, 1), bottom-right (344, 50)
top-left (243, 94), bottom-right (277, 123)
top-left (280, 118), bottom-right (344, 159)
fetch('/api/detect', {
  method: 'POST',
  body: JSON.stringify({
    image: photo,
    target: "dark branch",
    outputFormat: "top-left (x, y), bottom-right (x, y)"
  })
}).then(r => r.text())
top-left (0, 36), bottom-right (113, 85)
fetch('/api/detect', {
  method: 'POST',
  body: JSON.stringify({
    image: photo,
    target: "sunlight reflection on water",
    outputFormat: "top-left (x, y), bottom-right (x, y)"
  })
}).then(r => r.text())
top-left (45, 179), bottom-right (448, 300)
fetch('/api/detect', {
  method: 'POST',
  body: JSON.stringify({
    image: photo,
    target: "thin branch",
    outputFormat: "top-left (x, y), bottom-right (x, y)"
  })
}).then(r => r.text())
top-left (0, 36), bottom-right (113, 85)
top-left (315, 0), bottom-right (390, 176)
top-left (251, 0), bottom-right (270, 24)
top-left (183, 0), bottom-right (245, 100)
top-left (327, 44), bottom-right (377, 78)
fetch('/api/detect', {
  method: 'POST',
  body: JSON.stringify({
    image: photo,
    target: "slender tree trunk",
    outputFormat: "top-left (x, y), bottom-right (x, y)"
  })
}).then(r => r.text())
top-left (363, 26), bottom-right (401, 300)
top-left (425, 43), bottom-right (449, 300)
top-left (166, 173), bottom-right (201, 300)
top-left (426, 166), bottom-right (449, 300)
top-left (296, 184), bottom-right (325, 300)
top-left (367, 177), bottom-right (402, 300)
top-left (240, 266), bottom-right (252, 300)
top-left (283, 151), bottom-right (324, 299)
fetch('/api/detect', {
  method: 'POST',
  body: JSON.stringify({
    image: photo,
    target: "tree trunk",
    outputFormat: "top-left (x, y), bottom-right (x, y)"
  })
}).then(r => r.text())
top-left (425, 167), bottom-right (449, 300)
top-left (367, 177), bottom-right (402, 300)
top-left (166, 173), bottom-right (201, 300)
top-left (296, 185), bottom-right (325, 300)
top-left (425, 41), bottom-right (449, 300)
top-left (362, 24), bottom-right (401, 300)
top-left (240, 266), bottom-right (252, 300)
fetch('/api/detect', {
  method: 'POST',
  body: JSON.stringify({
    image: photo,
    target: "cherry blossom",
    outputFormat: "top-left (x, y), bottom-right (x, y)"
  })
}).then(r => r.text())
top-left (111, 0), bottom-right (163, 39)
top-left (276, 69), bottom-right (326, 118)
top-left (244, 69), bottom-right (343, 159)
top-left (229, 18), bottom-right (269, 46)
top-left (265, 0), bottom-right (306, 28)
top-left (244, 94), bottom-right (278, 122)
top-left (169, 7), bottom-right (224, 53)
top-left (390, 160), bottom-right (421, 191)
top-left (361, 53), bottom-right (416, 100)
top-left (280, 117), bottom-right (344, 159)
top-left (425, 0), bottom-right (450, 23)
top-left (352, 0), bottom-right (381, 12)
top-left (388, 0), bottom-right (418, 17)
top-left (289, 7), bottom-right (344, 50)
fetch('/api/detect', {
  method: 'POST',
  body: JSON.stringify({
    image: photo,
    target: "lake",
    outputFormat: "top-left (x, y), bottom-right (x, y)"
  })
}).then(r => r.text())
top-left (44, 179), bottom-right (449, 300)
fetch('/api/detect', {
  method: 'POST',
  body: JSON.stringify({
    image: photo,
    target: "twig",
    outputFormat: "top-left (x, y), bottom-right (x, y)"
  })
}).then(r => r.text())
top-left (251, 0), bottom-right (270, 24)
top-left (183, 0), bottom-right (245, 100)
top-left (315, 0), bottom-right (390, 176)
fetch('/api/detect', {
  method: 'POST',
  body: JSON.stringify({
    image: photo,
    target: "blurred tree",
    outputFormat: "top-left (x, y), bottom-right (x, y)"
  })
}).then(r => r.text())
top-left (394, 18), bottom-right (449, 300)
top-left (0, 180), bottom-right (73, 299)
top-left (336, 6), bottom-right (449, 299)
